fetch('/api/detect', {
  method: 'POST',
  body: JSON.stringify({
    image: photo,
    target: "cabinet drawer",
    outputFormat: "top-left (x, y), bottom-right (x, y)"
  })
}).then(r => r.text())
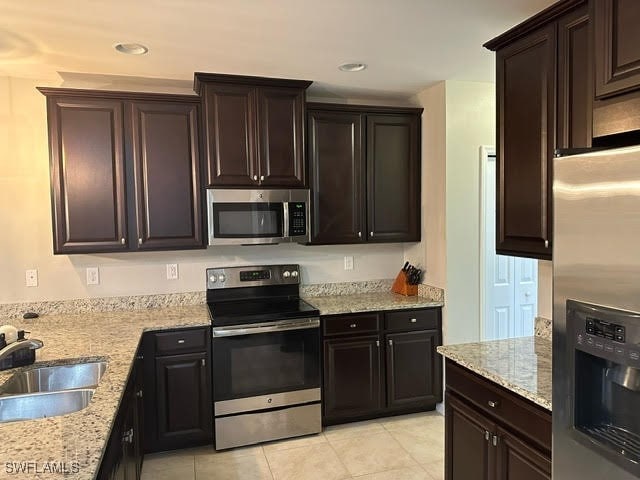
top-left (385, 309), bottom-right (439, 332)
top-left (323, 313), bottom-right (381, 337)
top-left (446, 360), bottom-right (551, 452)
top-left (154, 328), bottom-right (208, 355)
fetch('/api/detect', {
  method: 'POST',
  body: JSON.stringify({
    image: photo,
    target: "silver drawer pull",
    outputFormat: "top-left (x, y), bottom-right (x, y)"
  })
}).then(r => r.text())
top-left (488, 400), bottom-right (499, 408)
top-left (410, 318), bottom-right (417, 323)
top-left (484, 430), bottom-right (490, 441)
top-left (177, 339), bottom-right (185, 344)
top-left (492, 435), bottom-right (499, 447)
top-left (350, 323), bottom-right (357, 328)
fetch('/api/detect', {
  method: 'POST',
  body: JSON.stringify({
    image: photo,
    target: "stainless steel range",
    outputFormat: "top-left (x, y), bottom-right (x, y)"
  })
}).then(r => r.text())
top-left (206, 264), bottom-right (321, 450)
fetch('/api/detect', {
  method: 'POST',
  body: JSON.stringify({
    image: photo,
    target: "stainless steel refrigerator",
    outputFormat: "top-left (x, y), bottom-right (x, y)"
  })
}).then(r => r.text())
top-left (554, 145), bottom-right (640, 479)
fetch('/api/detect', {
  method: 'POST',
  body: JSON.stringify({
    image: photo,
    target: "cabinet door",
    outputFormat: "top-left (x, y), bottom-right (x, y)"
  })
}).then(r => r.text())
top-left (495, 427), bottom-right (551, 480)
top-left (256, 87), bottom-right (306, 187)
top-left (130, 101), bottom-right (203, 250)
top-left (323, 336), bottom-right (382, 421)
top-left (386, 330), bottom-right (441, 409)
top-left (202, 84), bottom-right (257, 186)
top-left (366, 114), bottom-right (420, 242)
top-left (445, 393), bottom-right (494, 480)
top-left (557, 5), bottom-right (592, 149)
top-left (155, 352), bottom-right (212, 449)
top-left (595, 0), bottom-right (640, 98)
top-left (496, 24), bottom-right (555, 260)
top-left (308, 110), bottom-right (365, 244)
top-left (46, 97), bottom-right (128, 254)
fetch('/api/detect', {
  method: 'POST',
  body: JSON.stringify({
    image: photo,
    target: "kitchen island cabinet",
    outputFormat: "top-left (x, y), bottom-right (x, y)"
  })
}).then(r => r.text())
top-left (438, 337), bottom-right (552, 480)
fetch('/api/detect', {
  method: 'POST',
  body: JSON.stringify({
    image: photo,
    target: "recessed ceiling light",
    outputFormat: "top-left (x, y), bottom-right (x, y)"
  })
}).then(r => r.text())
top-left (338, 63), bottom-right (367, 72)
top-left (114, 43), bottom-right (149, 55)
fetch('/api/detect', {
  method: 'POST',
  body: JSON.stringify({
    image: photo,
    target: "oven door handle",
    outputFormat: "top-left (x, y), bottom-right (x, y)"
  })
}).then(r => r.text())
top-left (212, 317), bottom-right (320, 337)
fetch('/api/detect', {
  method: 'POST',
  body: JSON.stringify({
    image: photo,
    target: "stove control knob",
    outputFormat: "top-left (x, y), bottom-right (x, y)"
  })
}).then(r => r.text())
top-left (209, 275), bottom-right (217, 283)
top-left (283, 271), bottom-right (291, 278)
top-left (218, 274), bottom-right (226, 283)
top-left (291, 270), bottom-right (299, 278)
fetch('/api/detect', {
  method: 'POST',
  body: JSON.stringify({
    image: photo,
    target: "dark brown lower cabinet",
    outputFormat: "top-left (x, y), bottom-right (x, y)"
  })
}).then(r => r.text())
top-left (323, 335), bottom-right (383, 420)
top-left (143, 328), bottom-right (213, 453)
top-left (445, 361), bottom-right (551, 480)
top-left (387, 330), bottom-right (441, 409)
top-left (98, 349), bottom-right (143, 480)
top-left (322, 308), bottom-right (442, 425)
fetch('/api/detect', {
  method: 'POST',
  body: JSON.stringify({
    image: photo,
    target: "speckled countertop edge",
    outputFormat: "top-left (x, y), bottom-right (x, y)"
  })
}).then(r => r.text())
top-left (437, 336), bottom-right (552, 411)
top-left (0, 305), bottom-right (210, 480)
top-left (304, 292), bottom-right (443, 316)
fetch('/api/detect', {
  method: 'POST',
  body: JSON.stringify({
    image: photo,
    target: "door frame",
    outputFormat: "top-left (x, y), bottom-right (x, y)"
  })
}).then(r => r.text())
top-left (479, 145), bottom-right (496, 341)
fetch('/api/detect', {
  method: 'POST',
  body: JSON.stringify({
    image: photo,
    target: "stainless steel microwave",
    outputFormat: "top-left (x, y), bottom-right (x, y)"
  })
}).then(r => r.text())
top-left (207, 189), bottom-right (310, 246)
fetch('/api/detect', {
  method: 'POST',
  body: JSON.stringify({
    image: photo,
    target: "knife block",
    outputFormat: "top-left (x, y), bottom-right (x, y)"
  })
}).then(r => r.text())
top-left (391, 270), bottom-right (418, 296)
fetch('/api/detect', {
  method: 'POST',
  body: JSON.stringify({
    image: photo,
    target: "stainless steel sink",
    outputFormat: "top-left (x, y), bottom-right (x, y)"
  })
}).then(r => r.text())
top-left (0, 389), bottom-right (95, 423)
top-left (0, 361), bottom-right (107, 395)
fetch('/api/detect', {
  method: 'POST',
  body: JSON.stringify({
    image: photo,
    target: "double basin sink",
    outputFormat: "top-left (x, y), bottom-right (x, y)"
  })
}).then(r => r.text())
top-left (0, 361), bottom-right (107, 423)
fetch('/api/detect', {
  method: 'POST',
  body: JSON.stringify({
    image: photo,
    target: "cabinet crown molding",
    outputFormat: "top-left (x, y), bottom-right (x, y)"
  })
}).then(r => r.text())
top-left (194, 72), bottom-right (312, 94)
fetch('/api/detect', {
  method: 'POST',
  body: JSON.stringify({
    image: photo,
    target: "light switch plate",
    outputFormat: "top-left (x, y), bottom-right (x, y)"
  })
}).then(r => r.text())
top-left (166, 264), bottom-right (178, 280)
top-left (344, 256), bottom-right (354, 271)
top-left (25, 269), bottom-right (38, 287)
top-left (86, 267), bottom-right (100, 285)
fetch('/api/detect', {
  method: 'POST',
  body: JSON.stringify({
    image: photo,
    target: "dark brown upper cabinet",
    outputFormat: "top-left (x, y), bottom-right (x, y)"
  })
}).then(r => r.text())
top-left (130, 101), bottom-right (202, 250)
top-left (592, 0), bottom-right (640, 137)
top-left (594, 0), bottom-right (640, 99)
top-left (195, 73), bottom-right (311, 188)
top-left (307, 104), bottom-right (422, 245)
top-left (484, 0), bottom-right (591, 261)
top-left (39, 88), bottom-right (204, 254)
top-left (43, 96), bottom-right (129, 254)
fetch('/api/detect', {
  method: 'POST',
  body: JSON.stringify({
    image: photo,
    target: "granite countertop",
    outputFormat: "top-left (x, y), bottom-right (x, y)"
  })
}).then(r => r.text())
top-left (0, 305), bottom-right (210, 480)
top-left (304, 292), bottom-right (443, 316)
top-left (437, 336), bottom-right (552, 411)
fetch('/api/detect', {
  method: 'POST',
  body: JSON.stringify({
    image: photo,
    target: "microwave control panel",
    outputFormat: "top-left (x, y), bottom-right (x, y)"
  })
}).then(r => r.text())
top-left (288, 202), bottom-right (307, 236)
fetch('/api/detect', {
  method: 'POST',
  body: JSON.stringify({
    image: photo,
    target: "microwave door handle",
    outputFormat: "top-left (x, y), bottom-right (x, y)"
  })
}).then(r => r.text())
top-left (283, 202), bottom-right (290, 238)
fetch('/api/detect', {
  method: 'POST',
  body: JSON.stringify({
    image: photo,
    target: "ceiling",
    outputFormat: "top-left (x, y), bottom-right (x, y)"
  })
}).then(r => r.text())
top-left (0, 0), bottom-right (556, 100)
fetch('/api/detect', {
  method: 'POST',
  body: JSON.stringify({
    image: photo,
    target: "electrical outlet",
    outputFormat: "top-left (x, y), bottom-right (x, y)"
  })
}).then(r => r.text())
top-left (86, 267), bottom-right (100, 285)
top-left (25, 269), bottom-right (38, 287)
top-left (344, 256), bottom-right (354, 271)
top-left (166, 264), bottom-right (178, 280)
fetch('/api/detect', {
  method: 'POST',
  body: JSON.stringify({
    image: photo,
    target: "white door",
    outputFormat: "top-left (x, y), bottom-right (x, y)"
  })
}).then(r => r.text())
top-left (481, 149), bottom-right (537, 340)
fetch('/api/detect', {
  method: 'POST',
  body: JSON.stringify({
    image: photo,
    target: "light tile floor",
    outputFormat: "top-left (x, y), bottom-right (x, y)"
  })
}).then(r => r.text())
top-left (142, 411), bottom-right (444, 480)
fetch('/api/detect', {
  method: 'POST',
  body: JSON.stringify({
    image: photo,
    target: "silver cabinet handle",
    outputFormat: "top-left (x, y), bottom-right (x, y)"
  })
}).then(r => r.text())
top-left (122, 428), bottom-right (134, 444)
top-left (358, 231), bottom-right (362, 238)
top-left (389, 339), bottom-right (393, 346)
top-left (260, 175), bottom-right (265, 181)
top-left (376, 340), bottom-right (380, 347)
top-left (410, 318), bottom-right (417, 323)
top-left (485, 430), bottom-right (490, 441)
top-left (253, 175), bottom-right (258, 181)
top-left (120, 238), bottom-right (125, 245)
top-left (177, 339), bottom-right (185, 344)
top-left (488, 400), bottom-right (499, 408)
top-left (201, 358), bottom-right (206, 367)
top-left (544, 240), bottom-right (549, 248)
top-left (492, 435), bottom-right (499, 447)
top-left (138, 238), bottom-right (142, 245)
top-left (370, 232), bottom-right (374, 237)
top-left (136, 390), bottom-right (143, 398)
top-left (350, 323), bottom-right (357, 328)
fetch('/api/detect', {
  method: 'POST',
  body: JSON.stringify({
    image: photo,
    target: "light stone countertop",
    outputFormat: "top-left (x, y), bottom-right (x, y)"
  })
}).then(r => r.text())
top-left (437, 336), bottom-right (552, 411)
top-left (0, 292), bottom-right (443, 480)
top-left (304, 292), bottom-right (444, 316)
top-left (0, 305), bottom-right (210, 480)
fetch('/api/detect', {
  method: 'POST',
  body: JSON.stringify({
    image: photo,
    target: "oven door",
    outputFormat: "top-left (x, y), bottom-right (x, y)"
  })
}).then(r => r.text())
top-left (211, 318), bottom-right (320, 408)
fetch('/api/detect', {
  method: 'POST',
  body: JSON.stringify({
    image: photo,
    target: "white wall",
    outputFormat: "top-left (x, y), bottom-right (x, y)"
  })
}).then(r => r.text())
top-left (537, 260), bottom-right (553, 319)
top-left (444, 81), bottom-right (495, 344)
top-left (0, 76), bottom-right (408, 304)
